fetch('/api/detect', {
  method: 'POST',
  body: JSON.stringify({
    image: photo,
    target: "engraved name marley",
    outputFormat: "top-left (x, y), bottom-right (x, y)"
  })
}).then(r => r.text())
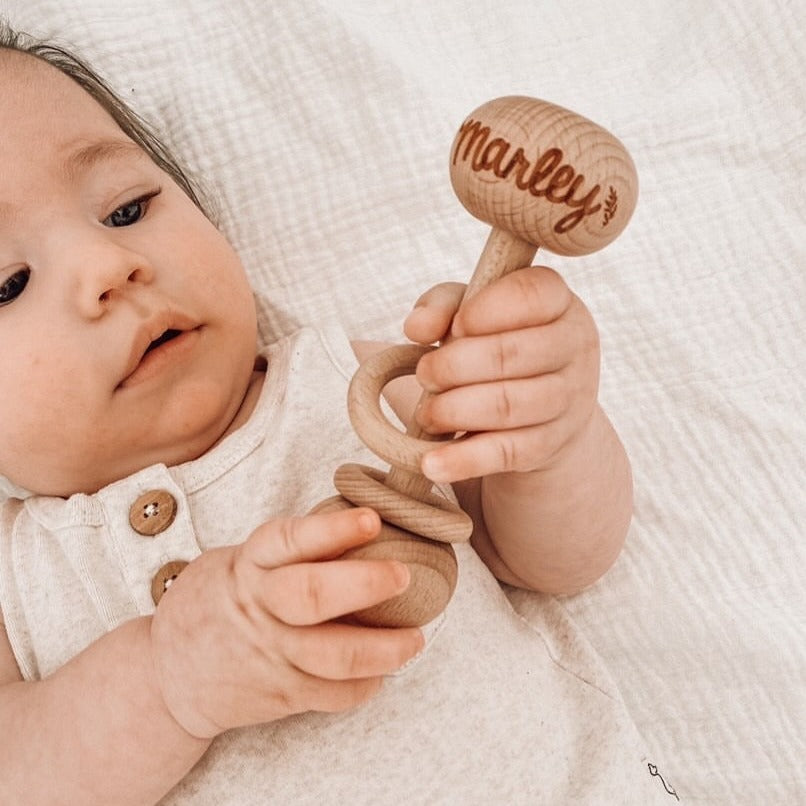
top-left (452, 118), bottom-right (614, 234)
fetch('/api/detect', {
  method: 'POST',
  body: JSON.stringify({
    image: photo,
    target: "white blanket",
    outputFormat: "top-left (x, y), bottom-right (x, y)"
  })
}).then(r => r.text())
top-left (4, 1), bottom-right (805, 802)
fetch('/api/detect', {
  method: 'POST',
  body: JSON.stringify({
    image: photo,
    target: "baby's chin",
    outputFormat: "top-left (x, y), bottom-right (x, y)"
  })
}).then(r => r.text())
top-left (1, 425), bottom-right (229, 499)
top-left (39, 435), bottom-right (222, 498)
top-left (3, 353), bottom-right (265, 499)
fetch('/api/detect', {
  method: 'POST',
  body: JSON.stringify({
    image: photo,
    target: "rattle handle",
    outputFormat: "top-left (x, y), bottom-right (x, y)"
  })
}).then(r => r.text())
top-left (462, 227), bottom-right (538, 304)
top-left (385, 228), bottom-right (537, 497)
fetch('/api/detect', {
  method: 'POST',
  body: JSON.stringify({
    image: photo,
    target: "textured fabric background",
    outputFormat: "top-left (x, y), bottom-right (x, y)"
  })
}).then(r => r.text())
top-left (2, 1), bottom-right (804, 802)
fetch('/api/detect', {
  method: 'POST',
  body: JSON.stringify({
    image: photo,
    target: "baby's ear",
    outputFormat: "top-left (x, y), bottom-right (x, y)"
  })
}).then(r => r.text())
top-left (403, 282), bottom-right (466, 345)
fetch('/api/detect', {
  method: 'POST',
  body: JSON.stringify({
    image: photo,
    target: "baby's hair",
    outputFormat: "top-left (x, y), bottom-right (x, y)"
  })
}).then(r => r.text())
top-left (0, 20), bottom-right (215, 222)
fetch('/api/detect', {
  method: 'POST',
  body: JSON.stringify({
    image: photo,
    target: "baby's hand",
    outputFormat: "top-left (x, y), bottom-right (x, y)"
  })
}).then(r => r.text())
top-left (404, 267), bottom-right (600, 483)
top-left (149, 507), bottom-right (423, 739)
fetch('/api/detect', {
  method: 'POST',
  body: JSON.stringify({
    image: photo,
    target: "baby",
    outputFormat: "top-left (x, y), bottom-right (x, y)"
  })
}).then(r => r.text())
top-left (0, 24), bottom-right (668, 806)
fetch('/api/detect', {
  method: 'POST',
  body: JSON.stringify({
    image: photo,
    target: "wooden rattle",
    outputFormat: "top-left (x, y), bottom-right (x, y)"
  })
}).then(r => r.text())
top-left (313, 96), bottom-right (638, 628)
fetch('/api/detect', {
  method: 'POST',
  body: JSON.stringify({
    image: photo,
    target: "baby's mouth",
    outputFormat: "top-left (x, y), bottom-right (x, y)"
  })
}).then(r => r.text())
top-left (119, 318), bottom-right (202, 390)
top-left (145, 329), bottom-right (182, 354)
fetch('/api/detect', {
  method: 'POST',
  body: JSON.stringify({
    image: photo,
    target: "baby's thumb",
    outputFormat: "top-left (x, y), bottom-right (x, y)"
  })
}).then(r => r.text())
top-left (403, 282), bottom-right (466, 345)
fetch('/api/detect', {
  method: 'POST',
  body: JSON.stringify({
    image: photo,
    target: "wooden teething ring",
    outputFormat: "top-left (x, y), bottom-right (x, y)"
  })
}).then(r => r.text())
top-left (313, 96), bottom-right (638, 628)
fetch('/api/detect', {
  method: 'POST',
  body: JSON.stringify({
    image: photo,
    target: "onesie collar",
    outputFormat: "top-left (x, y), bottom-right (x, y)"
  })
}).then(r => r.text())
top-left (7, 338), bottom-right (290, 527)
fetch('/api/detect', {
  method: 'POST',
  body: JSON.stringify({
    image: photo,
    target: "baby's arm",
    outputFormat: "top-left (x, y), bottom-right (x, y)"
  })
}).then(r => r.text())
top-left (455, 403), bottom-right (632, 594)
top-left (0, 613), bottom-right (209, 804)
top-left (395, 266), bottom-right (632, 593)
top-left (0, 507), bottom-right (422, 805)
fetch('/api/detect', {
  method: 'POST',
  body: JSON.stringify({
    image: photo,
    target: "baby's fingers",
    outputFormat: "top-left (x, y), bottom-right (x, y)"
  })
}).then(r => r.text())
top-left (286, 622), bottom-right (424, 681)
top-left (416, 324), bottom-right (575, 393)
top-left (403, 282), bottom-right (466, 345)
top-left (452, 267), bottom-right (571, 337)
top-left (422, 422), bottom-right (574, 482)
top-left (262, 559), bottom-right (411, 625)
top-left (417, 374), bottom-right (568, 435)
top-left (242, 507), bottom-right (381, 570)
top-left (293, 675), bottom-right (386, 715)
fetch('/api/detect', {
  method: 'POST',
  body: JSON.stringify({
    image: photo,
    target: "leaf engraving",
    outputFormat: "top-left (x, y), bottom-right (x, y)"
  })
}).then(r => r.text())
top-left (602, 185), bottom-right (618, 227)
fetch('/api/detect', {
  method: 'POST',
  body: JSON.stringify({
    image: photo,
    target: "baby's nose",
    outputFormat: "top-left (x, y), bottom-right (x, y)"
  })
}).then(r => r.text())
top-left (74, 245), bottom-right (154, 318)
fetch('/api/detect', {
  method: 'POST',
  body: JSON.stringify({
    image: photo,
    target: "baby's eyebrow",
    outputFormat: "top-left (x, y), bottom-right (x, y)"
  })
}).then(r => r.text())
top-left (0, 140), bottom-right (149, 228)
top-left (61, 139), bottom-right (147, 179)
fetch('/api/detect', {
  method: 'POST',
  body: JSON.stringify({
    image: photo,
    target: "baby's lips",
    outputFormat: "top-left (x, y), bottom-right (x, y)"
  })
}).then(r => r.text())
top-left (118, 309), bottom-right (199, 386)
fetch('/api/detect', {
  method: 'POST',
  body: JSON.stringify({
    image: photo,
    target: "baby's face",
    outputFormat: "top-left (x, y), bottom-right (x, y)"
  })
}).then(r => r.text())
top-left (0, 53), bottom-right (258, 496)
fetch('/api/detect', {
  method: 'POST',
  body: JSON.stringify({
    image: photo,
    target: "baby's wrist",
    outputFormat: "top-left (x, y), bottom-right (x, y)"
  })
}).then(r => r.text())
top-left (145, 613), bottom-right (220, 743)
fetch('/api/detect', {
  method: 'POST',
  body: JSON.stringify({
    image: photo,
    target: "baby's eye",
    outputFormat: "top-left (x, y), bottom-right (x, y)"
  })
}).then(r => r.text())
top-left (0, 268), bottom-right (31, 307)
top-left (105, 200), bottom-right (144, 227)
top-left (103, 189), bottom-right (161, 228)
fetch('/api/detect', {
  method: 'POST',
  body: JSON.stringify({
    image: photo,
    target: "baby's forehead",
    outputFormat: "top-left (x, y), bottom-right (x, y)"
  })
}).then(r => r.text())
top-left (0, 45), bottom-right (204, 218)
top-left (1, 48), bottom-right (110, 112)
top-left (0, 50), bottom-right (130, 156)
top-left (0, 47), bottom-right (61, 87)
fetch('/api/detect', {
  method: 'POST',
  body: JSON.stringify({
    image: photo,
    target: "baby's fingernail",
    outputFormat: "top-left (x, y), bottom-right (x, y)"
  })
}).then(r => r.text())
top-left (410, 628), bottom-right (425, 653)
top-left (392, 562), bottom-right (411, 590)
top-left (413, 396), bottom-right (433, 424)
top-left (422, 453), bottom-right (449, 483)
top-left (357, 510), bottom-right (378, 533)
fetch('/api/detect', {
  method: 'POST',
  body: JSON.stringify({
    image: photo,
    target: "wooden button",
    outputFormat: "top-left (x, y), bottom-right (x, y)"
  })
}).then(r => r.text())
top-left (151, 560), bottom-right (189, 605)
top-left (129, 490), bottom-right (178, 536)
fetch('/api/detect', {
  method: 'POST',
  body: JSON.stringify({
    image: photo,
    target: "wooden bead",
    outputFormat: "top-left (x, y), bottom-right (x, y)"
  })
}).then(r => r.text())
top-left (341, 521), bottom-right (458, 628)
top-left (334, 463), bottom-right (472, 543)
top-left (309, 494), bottom-right (458, 627)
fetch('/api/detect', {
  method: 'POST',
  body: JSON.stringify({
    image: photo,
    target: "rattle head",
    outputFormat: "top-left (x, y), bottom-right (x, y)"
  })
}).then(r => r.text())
top-left (449, 96), bottom-right (638, 256)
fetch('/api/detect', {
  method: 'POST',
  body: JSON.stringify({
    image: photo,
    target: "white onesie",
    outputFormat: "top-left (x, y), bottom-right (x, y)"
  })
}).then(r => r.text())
top-left (0, 325), bottom-right (677, 804)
